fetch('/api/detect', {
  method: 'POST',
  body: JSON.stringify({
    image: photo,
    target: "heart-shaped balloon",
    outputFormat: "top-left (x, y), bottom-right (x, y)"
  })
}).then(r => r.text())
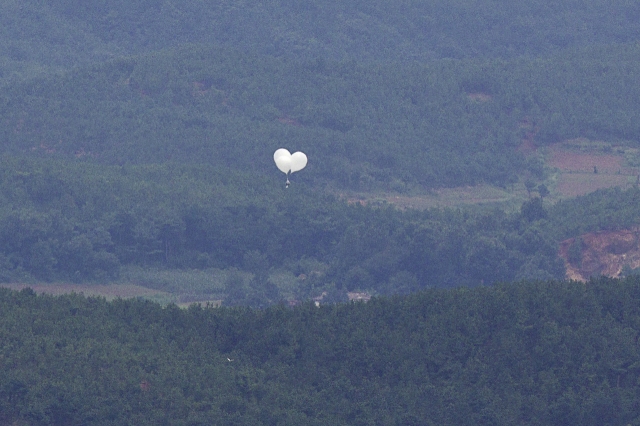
top-left (273, 149), bottom-right (307, 174)
top-left (274, 148), bottom-right (292, 173)
top-left (290, 151), bottom-right (308, 173)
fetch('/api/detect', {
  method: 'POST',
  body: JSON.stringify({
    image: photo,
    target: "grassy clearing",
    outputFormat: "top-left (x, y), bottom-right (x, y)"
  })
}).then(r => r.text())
top-left (0, 267), bottom-right (238, 305)
top-left (0, 267), bottom-right (316, 307)
top-left (341, 184), bottom-right (530, 212)
top-left (0, 283), bottom-right (171, 301)
top-left (348, 139), bottom-right (640, 210)
top-left (544, 139), bottom-right (639, 199)
top-left (118, 266), bottom-right (231, 295)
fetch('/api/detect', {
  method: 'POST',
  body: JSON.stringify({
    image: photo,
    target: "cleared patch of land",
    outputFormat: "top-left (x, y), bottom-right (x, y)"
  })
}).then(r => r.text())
top-left (559, 228), bottom-right (640, 281)
top-left (368, 185), bottom-right (521, 210)
top-left (546, 139), bottom-right (639, 198)
top-left (0, 282), bottom-right (225, 308)
top-left (554, 173), bottom-right (632, 198)
top-left (0, 283), bottom-right (170, 301)
top-left (346, 138), bottom-right (640, 210)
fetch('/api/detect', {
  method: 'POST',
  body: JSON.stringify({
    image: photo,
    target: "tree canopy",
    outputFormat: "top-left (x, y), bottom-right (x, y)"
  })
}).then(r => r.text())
top-left (0, 155), bottom-right (638, 304)
top-left (2, 276), bottom-right (640, 424)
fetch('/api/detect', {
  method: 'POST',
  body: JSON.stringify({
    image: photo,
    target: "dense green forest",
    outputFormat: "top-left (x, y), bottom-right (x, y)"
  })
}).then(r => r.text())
top-left (2, 277), bottom-right (640, 425)
top-left (4, 44), bottom-right (640, 191)
top-left (2, 1), bottom-right (640, 301)
top-left (5, 1), bottom-right (640, 423)
top-left (2, 0), bottom-right (640, 84)
top-left (3, 0), bottom-right (640, 191)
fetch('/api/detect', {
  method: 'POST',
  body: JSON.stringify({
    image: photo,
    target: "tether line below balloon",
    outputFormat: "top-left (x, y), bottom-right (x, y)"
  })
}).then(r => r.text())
top-left (274, 149), bottom-right (307, 188)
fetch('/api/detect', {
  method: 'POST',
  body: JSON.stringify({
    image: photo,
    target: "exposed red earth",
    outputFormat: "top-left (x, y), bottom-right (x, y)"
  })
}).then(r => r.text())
top-left (549, 141), bottom-right (640, 280)
top-left (546, 141), bottom-right (638, 198)
top-left (559, 228), bottom-right (640, 281)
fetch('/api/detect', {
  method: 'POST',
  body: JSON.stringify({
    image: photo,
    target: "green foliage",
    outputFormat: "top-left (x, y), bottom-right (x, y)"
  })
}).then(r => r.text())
top-left (0, 155), bottom-right (639, 305)
top-left (0, 45), bottom-right (527, 189)
top-left (520, 197), bottom-right (548, 222)
top-left (2, 0), bottom-right (640, 83)
top-left (3, 7), bottom-right (640, 421)
top-left (4, 43), bottom-right (640, 191)
top-left (2, 277), bottom-right (640, 424)
top-left (567, 236), bottom-right (584, 267)
top-left (547, 186), bottom-right (640, 239)
top-left (3, 1), bottom-right (640, 305)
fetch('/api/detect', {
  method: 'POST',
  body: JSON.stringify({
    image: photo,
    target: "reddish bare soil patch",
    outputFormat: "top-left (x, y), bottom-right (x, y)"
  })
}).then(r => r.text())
top-left (547, 142), bottom-right (639, 197)
top-left (555, 174), bottom-right (631, 198)
top-left (548, 145), bottom-right (627, 174)
top-left (559, 228), bottom-right (640, 281)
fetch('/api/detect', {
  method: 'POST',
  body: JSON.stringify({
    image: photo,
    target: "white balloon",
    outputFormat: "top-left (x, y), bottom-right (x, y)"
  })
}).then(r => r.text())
top-left (290, 152), bottom-right (307, 173)
top-left (274, 148), bottom-right (290, 162)
top-left (274, 149), bottom-right (292, 174)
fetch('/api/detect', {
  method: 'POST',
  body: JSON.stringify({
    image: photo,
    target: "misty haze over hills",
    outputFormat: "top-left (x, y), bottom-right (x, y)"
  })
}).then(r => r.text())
top-left (3, 0), bottom-right (640, 82)
top-left (1, 0), bottom-right (640, 301)
top-left (3, 2), bottom-right (640, 424)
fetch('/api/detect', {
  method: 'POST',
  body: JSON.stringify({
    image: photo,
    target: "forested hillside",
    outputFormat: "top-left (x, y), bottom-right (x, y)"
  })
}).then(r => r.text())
top-left (2, 0), bottom-right (640, 301)
top-left (1, 154), bottom-right (640, 305)
top-left (4, 0), bottom-right (640, 192)
top-left (2, 0), bottom-right (640, 85)
top-left (4, 44), bottom-right (640, 192)
top-left (5, 2), bottom-right (640, 423)
top-left (2, 277), bottom-right (640, 425)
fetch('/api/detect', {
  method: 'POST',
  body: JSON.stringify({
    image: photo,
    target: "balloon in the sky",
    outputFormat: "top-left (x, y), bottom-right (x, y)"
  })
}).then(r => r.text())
top-left (273, 149), bottom-right (307, 174)
top-left (274, 148), bottom-right (290, 163)
top-left (290, 152), bottom-right (307, 173)
top-left (274, 149), bottom-right (292, 174)
top-left (274, 148), bottom-right (307, 188)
